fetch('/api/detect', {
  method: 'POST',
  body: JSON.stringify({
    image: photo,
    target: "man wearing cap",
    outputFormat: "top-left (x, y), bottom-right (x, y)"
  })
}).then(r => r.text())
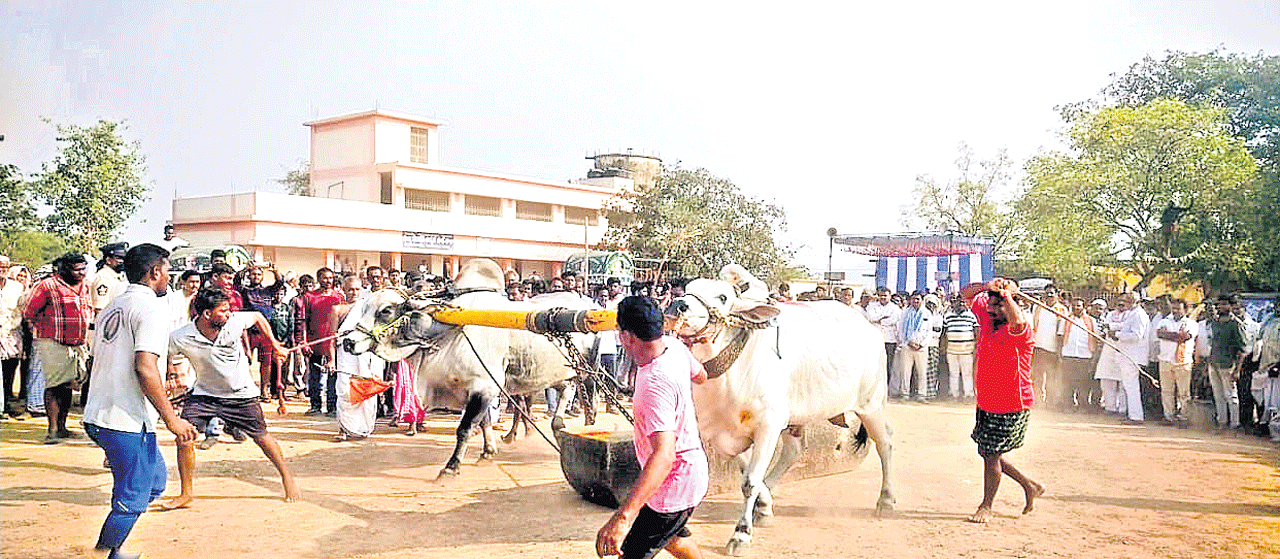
top-left (91, 243), bottom-right (129, 313)
top-left (596, 296), bottom-right (707, 559)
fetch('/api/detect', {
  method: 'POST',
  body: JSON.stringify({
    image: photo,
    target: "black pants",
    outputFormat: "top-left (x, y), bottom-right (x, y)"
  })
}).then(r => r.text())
top-left (2, 357), bottom-right (25, 413)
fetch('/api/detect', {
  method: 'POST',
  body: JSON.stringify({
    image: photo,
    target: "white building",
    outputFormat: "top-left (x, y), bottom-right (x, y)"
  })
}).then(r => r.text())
top-left (172, 109), bottom-right (641, 280)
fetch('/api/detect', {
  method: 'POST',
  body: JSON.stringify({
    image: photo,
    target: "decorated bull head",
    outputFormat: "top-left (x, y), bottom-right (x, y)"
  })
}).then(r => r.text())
top-left (342, 288), bottom-right (452, 362)
top-left (669, 271), bottom-right (780, 364)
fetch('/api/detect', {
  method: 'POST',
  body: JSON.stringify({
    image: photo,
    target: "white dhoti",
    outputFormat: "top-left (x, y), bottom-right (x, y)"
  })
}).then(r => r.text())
top-left (336, 299), bottom-right (384, 438)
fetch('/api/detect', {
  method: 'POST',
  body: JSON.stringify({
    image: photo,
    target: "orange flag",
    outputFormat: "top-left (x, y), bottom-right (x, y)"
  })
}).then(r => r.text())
top-left (348, 377), bottom-right (393, 405)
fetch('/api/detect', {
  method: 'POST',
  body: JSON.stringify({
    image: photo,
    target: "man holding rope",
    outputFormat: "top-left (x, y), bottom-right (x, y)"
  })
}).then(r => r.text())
top-left (161, 288), bottom-right (300, 509)
top-left (962, 278), bottom-right (1044, 524)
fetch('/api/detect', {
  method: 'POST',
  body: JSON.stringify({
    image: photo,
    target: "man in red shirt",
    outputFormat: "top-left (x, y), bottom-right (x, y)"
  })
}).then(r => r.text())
top-left (295, 267), bottom-right (342, 416)
top-left (23, 252), bottom-right (92, 444)
top-left (961, 278), bottom-right (1044, 523)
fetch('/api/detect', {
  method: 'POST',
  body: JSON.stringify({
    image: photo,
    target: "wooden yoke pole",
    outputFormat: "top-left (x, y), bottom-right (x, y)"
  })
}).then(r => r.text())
top-left (428, 307), bottom-right (618, 334)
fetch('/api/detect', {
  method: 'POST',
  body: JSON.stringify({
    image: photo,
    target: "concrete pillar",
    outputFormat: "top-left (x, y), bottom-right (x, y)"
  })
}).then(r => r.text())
top-left (551, 261), bottom-right (563, 279)
top-left (323, 249), bottom-right (336, 271)
top-left (389, 252), bottom-right (403, 271)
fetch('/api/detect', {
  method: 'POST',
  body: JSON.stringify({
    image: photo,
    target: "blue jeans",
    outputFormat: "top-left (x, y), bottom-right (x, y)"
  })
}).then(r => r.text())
top-left (84, 423), bottom-right (167, 551)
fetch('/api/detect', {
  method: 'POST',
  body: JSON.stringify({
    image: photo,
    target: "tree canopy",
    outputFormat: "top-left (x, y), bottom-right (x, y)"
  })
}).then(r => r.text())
top-left (901, 143), bottom-right (1018, 259)
top-left (277, 160), bottom-right (312, 196)
top-left (599, 165), bottom-right (799, 285)
top-left (1088, 50), bottom-right (1280, 290)
top-left (31, 119), bottom-right (149, 253)
top-left (1018, 99), bottom-right (1258, 291)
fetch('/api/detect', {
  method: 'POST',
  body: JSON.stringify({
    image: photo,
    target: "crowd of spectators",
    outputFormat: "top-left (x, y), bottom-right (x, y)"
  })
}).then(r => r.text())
top-left (3, 232), bottom-right (1276, 447)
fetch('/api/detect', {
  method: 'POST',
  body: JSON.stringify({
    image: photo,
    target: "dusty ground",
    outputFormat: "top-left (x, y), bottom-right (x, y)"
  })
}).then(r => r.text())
top-left (2, 399), bottom-right (1277, 559)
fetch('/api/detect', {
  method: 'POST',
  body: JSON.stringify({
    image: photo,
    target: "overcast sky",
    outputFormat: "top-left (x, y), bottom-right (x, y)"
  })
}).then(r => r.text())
top-left (4, 0), bottom-right (1279, 277)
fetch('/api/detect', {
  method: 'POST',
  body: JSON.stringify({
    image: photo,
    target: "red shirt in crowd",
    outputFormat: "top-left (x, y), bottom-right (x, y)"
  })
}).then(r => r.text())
top-left (971, 292), bottom-right (1036, 414)
top-left (23, 275), bottom-right (93, 346)
top-left (295, 287), bottom-right (343, 355)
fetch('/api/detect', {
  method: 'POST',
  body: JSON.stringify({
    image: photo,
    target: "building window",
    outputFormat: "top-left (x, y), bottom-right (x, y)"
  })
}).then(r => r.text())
top-left (405, 189), bottom-right (451, 212)
top-left (516, 201), bottom-right (553, 222)
top-left (464, 195), bottom-right (502, 217)
top-left (380, 172), bottom-right (393, 205)
top-left (564, 206), bottom-right (599, 226)
top-left (410, 127), bottom-right (429, 164)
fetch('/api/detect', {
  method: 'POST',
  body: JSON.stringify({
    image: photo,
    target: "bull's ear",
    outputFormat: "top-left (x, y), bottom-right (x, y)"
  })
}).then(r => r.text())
top-left (729, 301), bottom-right (780, 323)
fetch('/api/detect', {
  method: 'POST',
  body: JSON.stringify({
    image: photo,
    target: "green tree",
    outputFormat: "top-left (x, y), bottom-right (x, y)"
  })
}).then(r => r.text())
top-left (276, 160), bottom-right (312, 196)
top-left (901, 143), bottom-right (1018, 259)
top-left (1083, 50), bottom-right (1280, 289)
top-left (31, 119), bottom-right (149, 253)
top-left (0, 163), bottom-right (64, 265)
top-left (1019, 99), bottom-right (1258, 291)
top-left (600, 165), bottom-right (799, 285)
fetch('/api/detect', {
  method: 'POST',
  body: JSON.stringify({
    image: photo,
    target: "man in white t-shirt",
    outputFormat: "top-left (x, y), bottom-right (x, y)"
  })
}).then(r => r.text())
top-left (866, 287), bottom-right (901, 390)
top-left (1058, 298), bottom-right (1098, 412)
top-left (1154, 298), bottom-right (1198, 425)
top-left (596, 296), bottom-right (707, 559)
top-left (1029, 285), bottom-right (1066, 408)
top-left (83, 244), bottom-right (198, 559)
top-left (161, 288), bottom-right (300, 510)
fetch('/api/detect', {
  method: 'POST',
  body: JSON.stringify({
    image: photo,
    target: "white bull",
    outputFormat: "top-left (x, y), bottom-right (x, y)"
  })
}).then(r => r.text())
top-left (342, 259), bottom-right (597, 478)
top-left (669, 274), bottom-right (895, 556)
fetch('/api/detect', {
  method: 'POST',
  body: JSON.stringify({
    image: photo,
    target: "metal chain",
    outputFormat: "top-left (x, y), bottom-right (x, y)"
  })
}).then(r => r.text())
top-left (545, 330), bottom-right (634, 425)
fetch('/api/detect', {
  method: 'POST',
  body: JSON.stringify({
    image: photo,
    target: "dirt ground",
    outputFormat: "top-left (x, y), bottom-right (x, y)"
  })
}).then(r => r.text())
top-left (3, 398), bottom-right (1277, 559)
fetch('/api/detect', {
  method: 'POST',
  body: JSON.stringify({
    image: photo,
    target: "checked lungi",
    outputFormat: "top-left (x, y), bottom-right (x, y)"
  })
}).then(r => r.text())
top-left (970, 408), bottom-right (1029, 456)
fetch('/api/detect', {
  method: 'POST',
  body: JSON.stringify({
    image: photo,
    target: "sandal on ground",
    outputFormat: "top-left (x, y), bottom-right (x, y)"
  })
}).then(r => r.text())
top-left (42, 434), bottom-right (60, 445)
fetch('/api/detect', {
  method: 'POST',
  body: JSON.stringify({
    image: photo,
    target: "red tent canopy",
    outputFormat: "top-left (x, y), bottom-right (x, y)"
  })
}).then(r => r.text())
top-left (832, 232), bottom-right (992, 257)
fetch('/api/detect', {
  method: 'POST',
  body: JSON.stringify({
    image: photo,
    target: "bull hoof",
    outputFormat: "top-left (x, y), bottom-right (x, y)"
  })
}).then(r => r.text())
top-left (436, 466), bottom-right (460, 480)
top-left (875, 498), bottom-right (896, 518)
top-left (479, 447), bottom-right (498, 460)
top-left (551, 416), bottom-right (565, 432)
top-left (500, 432), bottom-right (516, 445)
top-left (726, 534), bottom-right (752, 557)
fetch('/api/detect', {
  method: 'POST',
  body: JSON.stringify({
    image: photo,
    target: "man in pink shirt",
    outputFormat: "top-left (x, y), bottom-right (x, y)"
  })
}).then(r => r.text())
top-left (596, 296), bottom-right (707, 559)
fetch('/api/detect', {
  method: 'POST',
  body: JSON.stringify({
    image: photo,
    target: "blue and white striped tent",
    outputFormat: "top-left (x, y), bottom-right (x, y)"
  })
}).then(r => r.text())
top-left (833, 232), bottom-right (995, 294)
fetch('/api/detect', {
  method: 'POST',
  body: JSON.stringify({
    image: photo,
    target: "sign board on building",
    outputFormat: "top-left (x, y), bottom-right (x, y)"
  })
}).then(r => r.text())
top-left (402, 232), bottom-right (455, 251)
top-left (824, 271), bottom-right (846, 281)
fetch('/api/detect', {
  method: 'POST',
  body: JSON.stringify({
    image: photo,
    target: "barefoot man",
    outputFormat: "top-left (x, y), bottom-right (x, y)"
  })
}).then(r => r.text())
top-left (961, 278), bottom-right (1044, 523)
top-left (162, 288), bottom-right (300, 509)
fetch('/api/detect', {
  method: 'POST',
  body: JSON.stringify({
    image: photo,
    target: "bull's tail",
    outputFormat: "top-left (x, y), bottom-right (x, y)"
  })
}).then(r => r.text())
top-left (852, 424), bottom-right (869, 454)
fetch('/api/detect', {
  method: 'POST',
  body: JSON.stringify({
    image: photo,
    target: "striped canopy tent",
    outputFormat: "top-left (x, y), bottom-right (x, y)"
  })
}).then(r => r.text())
top-left (832, 232), bottom-right (994, 294)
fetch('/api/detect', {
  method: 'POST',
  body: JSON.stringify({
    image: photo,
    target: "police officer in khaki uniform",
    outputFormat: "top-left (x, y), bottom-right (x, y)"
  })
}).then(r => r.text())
top-left (83, 242), bottom-right (129, 406)
top-left (91, 242), bottom-right (130, 312)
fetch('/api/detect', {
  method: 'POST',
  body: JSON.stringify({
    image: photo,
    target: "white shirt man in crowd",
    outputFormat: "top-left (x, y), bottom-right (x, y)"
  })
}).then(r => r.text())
top-left (866, 286), bottom-right (901, 392)
top-left (1058, 297), bottom-right (1098, 412)
top-left (82, 243), bottom-right (198, 558)
top-left (1253, 298), bottom-right (1280, 442)
top-left (0, 254), bottom-right (25, 419)
top-left (1095, 292), bottom-right (1150, 423)
top-left (1154, 298), bottom-right (1198, 425)
top-left (1029, 285), bottom-right (1066, 408)
top-left (894, 292), bottom-right (938, 401)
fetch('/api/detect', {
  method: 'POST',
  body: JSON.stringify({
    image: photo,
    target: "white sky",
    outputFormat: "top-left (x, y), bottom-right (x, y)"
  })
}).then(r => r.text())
top-left (3, 0), bottom-right (1279, 278)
